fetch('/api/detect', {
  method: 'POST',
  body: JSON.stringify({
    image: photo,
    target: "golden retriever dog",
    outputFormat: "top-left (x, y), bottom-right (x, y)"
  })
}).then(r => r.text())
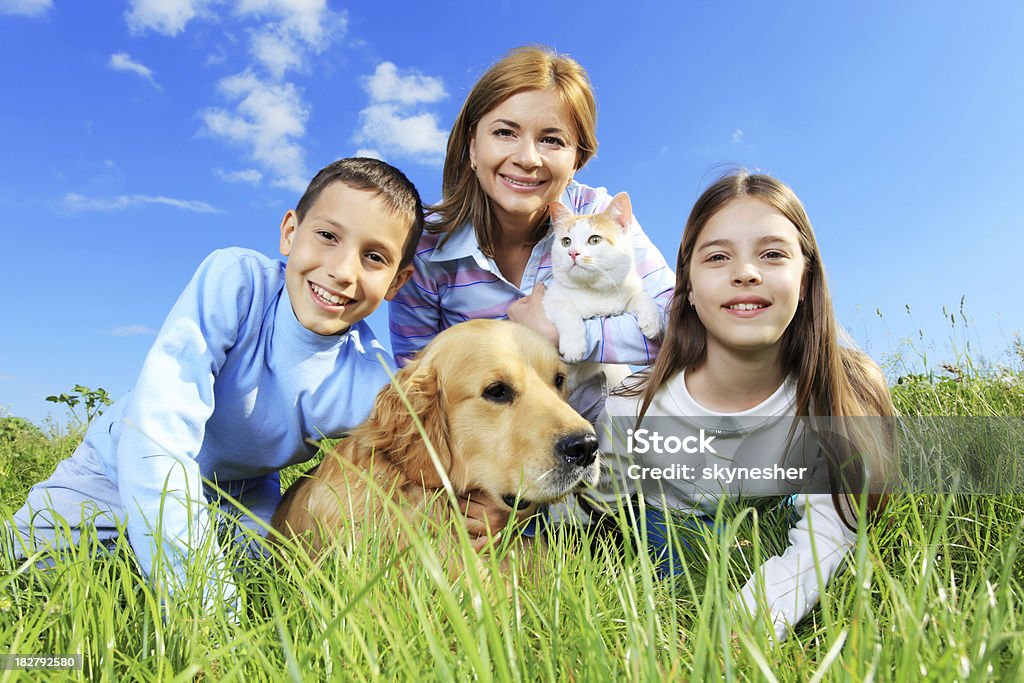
top-left (270, 319), bottom-right (600, 557)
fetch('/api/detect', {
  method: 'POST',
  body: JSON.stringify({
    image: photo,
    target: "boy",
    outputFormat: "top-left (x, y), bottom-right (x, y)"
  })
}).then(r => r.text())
top-left (9, 158), bottom-right (422, 608)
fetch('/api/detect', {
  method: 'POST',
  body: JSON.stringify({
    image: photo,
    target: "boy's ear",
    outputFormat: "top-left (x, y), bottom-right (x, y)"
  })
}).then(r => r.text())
top-left (384, 265), bottom-right (414, 301)
top-left (279, 210), bottom-right (299, 256)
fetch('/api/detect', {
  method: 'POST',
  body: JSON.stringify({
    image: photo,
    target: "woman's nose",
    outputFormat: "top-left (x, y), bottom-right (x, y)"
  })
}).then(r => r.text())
top-left (512, 140), bottom-right (541, 168)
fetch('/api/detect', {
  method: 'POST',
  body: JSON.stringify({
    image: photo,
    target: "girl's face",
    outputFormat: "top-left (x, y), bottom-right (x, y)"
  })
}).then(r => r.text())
top-left (688, 197), bottom-right (806, 359)
top-left (468, 88), bottom-right (577, 234)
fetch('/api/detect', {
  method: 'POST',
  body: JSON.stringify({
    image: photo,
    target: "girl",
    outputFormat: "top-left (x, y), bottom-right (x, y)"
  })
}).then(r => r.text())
top-left (589, 171), bottom-right (895, 641)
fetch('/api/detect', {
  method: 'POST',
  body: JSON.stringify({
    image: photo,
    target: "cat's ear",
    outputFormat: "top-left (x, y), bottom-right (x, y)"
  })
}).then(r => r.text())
top-left (607, 192), bottom-right (633, 233)
top-left (548, 201), bottom-right (573, 227)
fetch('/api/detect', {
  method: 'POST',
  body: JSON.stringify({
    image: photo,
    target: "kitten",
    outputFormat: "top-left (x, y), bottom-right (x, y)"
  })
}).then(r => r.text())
top-left (542, 192), bottom-right (662, 365)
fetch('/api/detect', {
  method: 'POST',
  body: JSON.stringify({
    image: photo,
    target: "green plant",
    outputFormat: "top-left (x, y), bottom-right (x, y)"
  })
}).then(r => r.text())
top-left (45, 384), bottom-right (113, 425)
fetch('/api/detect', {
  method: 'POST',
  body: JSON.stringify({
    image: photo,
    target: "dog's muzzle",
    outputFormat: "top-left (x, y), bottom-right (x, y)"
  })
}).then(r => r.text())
top-left (556, 432), bottom-right (599, 468)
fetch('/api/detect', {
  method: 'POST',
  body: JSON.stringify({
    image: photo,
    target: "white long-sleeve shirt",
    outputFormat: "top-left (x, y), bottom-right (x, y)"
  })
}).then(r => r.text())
top-left (591, 371), bottom-right (857, 640)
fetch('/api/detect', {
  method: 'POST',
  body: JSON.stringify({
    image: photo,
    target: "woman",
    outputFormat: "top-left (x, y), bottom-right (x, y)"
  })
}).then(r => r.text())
top-left (389, 46), bottom-right (674, 393)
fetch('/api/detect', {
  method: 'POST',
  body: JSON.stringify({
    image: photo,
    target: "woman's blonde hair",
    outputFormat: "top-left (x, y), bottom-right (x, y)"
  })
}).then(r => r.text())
top-left (629, 171), bottom-right (895, 526)
top-left (430, 46), bottom-right (598, 256)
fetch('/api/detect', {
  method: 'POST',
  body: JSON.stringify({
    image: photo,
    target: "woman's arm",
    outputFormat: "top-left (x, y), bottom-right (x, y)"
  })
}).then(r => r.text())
top-left (388, 251), bottom-right (443, 367)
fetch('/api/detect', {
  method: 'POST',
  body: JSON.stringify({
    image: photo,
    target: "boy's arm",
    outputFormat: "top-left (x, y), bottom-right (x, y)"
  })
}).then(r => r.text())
top-left (113, 249), bottom-right (263, 606)
top-left (388, 254), bottom-right (443, 367)
top-left (733, 493), bottom-right (857, 641)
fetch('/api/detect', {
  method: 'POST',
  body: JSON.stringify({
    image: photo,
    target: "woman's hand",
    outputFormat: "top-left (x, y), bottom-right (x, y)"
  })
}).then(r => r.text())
top-left (507, 282), bottom-right (559, 346)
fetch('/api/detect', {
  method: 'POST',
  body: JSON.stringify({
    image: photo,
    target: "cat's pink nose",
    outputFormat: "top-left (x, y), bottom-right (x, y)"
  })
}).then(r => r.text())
top-left (569, 249), bottom-right (580, 260)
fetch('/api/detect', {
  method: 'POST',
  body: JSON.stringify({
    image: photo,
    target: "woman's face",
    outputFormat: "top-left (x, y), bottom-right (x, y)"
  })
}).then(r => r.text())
top-left (469, 88), bottom-right (578, 235)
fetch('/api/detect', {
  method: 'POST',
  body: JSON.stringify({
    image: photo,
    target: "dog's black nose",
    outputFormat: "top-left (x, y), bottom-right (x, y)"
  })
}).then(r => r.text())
top-left (558, 432), bottom-right (599, 468)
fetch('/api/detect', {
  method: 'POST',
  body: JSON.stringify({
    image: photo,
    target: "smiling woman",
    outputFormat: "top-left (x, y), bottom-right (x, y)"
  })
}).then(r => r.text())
top-left (388, 46), bottom-right (675, 374)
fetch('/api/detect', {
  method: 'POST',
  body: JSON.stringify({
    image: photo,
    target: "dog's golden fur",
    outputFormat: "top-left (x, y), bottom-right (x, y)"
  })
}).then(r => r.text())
top-left (270, 319), bottom-right (599, 556)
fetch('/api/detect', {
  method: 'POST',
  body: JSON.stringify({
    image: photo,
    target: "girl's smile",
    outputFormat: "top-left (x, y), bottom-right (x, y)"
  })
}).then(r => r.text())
top-left (689, 197), bottom-right (806, 357)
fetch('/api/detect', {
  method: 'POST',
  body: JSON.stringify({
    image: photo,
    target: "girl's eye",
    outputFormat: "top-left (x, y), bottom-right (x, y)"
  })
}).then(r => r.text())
top-left (588, 235), bottom-right (602, 246)
top-left (705, 253), bottom-right (727, 263)
top-left (762, 250), bottom-right (786, 260)
top-left (560, 236), bottom-right (572, 248)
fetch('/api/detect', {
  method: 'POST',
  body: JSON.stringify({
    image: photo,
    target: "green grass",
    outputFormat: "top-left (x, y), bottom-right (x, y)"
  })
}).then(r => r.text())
top-left (2, 332), bottom-right (1024, 681)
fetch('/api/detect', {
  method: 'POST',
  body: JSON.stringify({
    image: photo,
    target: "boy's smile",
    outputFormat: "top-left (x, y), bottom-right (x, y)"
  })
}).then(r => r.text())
top-left (280, 182), bottom-right (412, 336)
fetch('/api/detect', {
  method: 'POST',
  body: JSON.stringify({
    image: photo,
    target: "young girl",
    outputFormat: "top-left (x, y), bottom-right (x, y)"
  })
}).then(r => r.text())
top-left (587, 171), bottom-right (895, 641)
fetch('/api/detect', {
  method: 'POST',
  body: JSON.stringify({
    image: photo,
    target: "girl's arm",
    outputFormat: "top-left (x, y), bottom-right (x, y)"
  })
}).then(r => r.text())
top-left (388, 250), bottom-right (443, 367)
top-left (734, 493), bottom-right (857, 641)
top-left (113, 249), bottom-right (265, 608)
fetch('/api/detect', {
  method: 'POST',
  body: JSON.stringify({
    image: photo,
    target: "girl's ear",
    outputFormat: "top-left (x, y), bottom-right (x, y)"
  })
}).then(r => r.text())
top-left (607, 192), bottom-right (633, 232)
top-left (687, 290), bottom-right (694, 306)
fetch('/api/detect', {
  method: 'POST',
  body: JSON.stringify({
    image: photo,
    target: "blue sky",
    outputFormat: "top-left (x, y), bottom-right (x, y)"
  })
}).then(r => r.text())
top-left (1, 1), bottom-right (1022, 426)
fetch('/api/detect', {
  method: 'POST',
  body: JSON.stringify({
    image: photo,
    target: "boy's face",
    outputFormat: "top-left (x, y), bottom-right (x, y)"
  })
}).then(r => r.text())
top-left (280, 182), bottom-right (413, 336)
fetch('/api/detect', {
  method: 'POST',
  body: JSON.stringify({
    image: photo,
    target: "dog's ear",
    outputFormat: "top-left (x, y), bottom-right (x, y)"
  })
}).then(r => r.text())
top-left (364, 356), bottom-right (453, 490)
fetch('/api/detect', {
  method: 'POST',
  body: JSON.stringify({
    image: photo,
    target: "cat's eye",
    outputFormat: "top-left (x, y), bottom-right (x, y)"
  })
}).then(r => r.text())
top-left (560, 237), bottom-right (572, 248)
top-left (588, 235), bottom-right (603, 245)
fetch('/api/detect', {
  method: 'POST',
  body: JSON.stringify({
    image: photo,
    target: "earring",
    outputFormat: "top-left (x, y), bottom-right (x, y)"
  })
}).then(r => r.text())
top-left (471, 161), bottom-right (477, 172)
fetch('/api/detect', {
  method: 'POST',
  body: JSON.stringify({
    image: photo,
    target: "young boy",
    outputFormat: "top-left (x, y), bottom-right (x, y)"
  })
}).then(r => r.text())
top-left (9, 158), bottom-right (423, 607)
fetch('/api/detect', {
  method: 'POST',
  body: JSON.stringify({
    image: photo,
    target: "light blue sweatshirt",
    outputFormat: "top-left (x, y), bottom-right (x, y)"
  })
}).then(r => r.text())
top-left (12, 248), bottom-right (393, 601)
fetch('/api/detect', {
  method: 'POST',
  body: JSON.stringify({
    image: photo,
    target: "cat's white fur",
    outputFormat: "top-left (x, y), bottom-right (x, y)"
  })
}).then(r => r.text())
top-left (542, 192), bottom-right (661, 366)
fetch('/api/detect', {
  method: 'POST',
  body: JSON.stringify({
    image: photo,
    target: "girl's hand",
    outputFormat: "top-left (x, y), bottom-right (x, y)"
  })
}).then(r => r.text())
top-left (507, 282), bottom-right (559, 346)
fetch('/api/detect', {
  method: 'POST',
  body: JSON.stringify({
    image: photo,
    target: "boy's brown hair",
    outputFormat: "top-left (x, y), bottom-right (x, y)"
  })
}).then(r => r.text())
top-left (296, 157), bottom-right (425, 269)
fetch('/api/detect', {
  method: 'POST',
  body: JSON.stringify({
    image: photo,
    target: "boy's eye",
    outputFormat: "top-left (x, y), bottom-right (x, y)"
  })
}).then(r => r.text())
top-left (316, 230), bottom-right (337, 242)
top-left (365, 252), bottom-right (387, 265)
top-left (560, 236), bottom-right (572, 248)
top-left (587, 235), bottom-right (602, 246)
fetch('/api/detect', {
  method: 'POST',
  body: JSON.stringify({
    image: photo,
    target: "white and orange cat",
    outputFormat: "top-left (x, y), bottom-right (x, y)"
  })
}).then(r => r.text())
top-left (542, 192), bottom-right (662, 364)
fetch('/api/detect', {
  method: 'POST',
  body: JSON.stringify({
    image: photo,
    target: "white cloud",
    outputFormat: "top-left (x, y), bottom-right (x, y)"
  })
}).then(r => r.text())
top-left (237, 0), bottom-right (347, 78)
top-left (125, 0), bottom-right (211, 36)
top-left (0, 0), bottom-right (52, 17)
top-left (109, 52), bottom-right (161, 89)
top-left (110, 325), bottom-right (159, 337)
top-left (200, 70), bottom-right (309, 191)
top-left (215, 167), bottom-right (263, 184)
top-left (732, 129), bottom-right (744, 144)
top-left (354, 62), bottom-right (449, 166)
top-left (363, 62), bottom-right (446, 106)
top-left (62, 193), bottom-right (221, 213)
top-left (354, 148), bottom-right (381, 160)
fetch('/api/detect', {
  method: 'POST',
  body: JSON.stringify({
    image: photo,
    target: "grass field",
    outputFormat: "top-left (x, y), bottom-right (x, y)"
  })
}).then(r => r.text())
top-left (2, 331), bottom-right (1023, 681)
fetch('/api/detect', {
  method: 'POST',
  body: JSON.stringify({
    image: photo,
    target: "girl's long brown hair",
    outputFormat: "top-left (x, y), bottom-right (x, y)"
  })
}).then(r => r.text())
top-left (626, 171), bottom-right (895, 528)
top-left (429, 46), bottom-right (598, 257)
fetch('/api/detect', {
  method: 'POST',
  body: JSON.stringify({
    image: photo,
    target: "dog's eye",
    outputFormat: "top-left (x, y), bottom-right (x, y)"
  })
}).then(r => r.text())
top-left (483, 381), bottom-right (515, 404)
top-left (555, 373), bottom-right (567, 391)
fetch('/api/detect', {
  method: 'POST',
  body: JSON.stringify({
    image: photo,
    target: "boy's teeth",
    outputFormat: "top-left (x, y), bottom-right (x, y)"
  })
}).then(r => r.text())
top-left (728, 303), bottom-right (766, 311)
top-left (312, 284), bottom-right (346, 305)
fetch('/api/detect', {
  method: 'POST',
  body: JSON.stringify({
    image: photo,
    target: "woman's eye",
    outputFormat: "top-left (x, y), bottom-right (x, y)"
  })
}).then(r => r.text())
top-left (483, 382), bottom-right (515, 404)
top-left (541, 136), bottom-right (567, 147)
top-left (588, 235), bottom-right (602, 246)
top-left (560, 236), bottom-right (572, 248)
top-left (493, 128), bottom-right (514, 138)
